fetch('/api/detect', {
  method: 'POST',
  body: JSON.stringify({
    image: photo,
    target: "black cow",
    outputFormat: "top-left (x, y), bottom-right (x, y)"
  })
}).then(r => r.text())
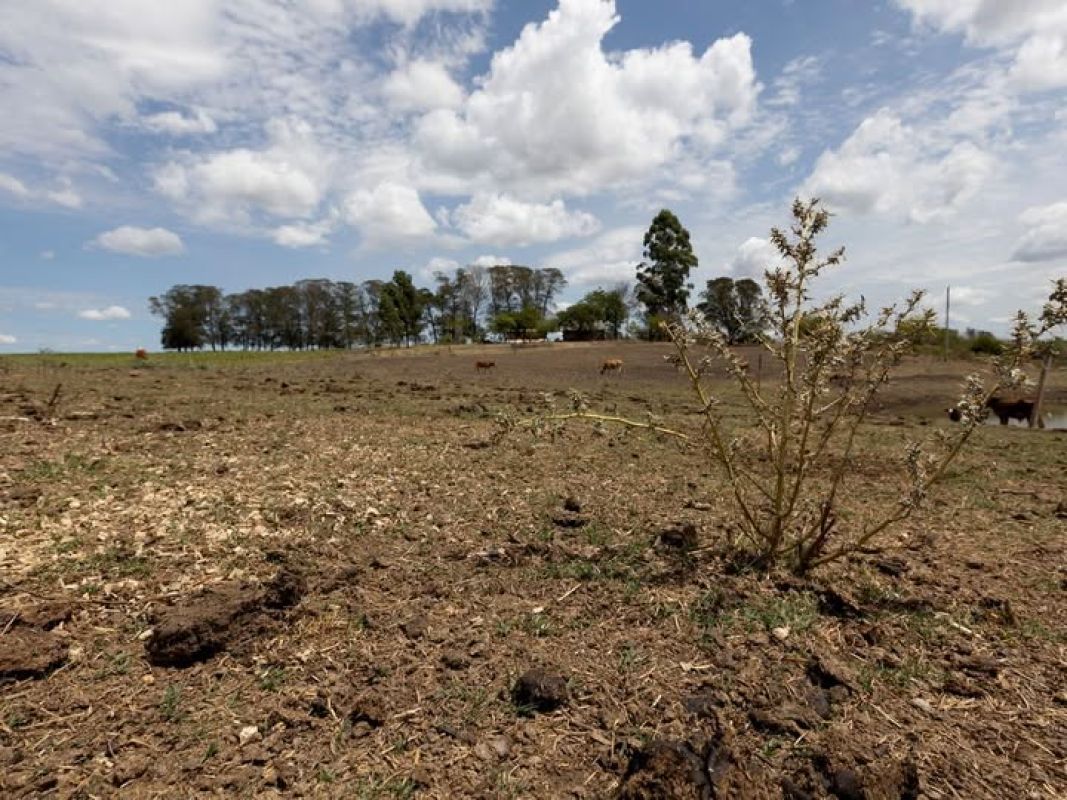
top-left (986, 396), bottom-right (1034, 425)
top-left (946, 397), bottom-right (1034, 425)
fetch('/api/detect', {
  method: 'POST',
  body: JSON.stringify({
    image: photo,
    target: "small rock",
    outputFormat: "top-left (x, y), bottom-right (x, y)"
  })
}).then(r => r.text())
top-left (402, 615), bottom-right (429, 639)
top-left (512, 669), bottom-right (568, 713)
top-left (771, 626), bottom-right (790, 642)
top-left (137, 628), bottom-right (154, 641)
top-left (489, 735), bottom-right (511, 758)
top-left (911, 698), bottom-right (936, 715)
top-left (142, 674), bottom-right (156, 685)
top-left (238, 725), bottom-right (261, 746)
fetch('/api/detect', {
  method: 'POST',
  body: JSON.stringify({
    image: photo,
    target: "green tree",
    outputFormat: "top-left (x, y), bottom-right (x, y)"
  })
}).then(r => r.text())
top-left (386, 270), bottom-right (427, 346)
top-left (698, 277), bottom-right (769, 344)
top-left (556, 286), bottom-right (630, 339)
top-left (635, 209), bottom-right (697, 333)
top-left (149, 285), bottom-right (221, 351)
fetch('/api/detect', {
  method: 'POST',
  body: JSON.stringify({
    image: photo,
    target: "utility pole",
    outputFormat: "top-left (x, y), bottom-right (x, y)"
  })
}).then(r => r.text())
top-left (943, 286), bottom-right (950, 362)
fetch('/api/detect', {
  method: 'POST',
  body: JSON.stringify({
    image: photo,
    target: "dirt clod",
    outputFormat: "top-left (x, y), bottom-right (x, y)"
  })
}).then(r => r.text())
top-left (402, 615), bottom-right (428, 639)
top-left (657, 523), bottom-right (698, 550)
top-left (145, 571), bottom-right (302, 667)
top-left (830, 767), bottom-right (864, 800)
top-left (616, 736), bottom-right (743, 800)
top-left (0, 628), bottom-right (67, 680)
top-left (512, 669), bottom-right (568, 713)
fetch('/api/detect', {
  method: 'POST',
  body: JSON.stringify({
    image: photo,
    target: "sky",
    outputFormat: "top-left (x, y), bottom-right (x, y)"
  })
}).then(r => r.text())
top-left (1, 0), bottom-right (1066, 352)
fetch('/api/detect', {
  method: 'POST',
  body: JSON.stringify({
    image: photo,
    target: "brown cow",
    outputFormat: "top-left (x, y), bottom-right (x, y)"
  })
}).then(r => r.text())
top-left (134, 348), bottom-right (148, 360)
top-left (600, 358), bottom-right (624, 375)
top-left (475, 360), bottom-right (496, 372)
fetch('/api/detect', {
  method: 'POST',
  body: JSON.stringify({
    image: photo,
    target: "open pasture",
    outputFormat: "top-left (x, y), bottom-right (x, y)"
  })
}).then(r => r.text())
top-left (1, 343), bottom-right (1064, 798)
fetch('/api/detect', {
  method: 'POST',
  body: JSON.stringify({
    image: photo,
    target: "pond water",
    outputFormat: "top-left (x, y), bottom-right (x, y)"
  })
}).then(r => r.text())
top-left (988, 410), bottom-right (1067, 429)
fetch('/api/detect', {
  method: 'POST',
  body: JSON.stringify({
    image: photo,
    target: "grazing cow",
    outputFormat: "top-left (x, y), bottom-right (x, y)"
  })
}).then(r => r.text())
top-left (600, 358), bottom-right (624, 375)
top-left (986, 396), bottom-right (1034, 425)
top-left (134, 348), bottom-right (148, 360)
top-left (946, 396), bottom-right (1034, 425)
top-left (475, 360), bottom-right (496, 372)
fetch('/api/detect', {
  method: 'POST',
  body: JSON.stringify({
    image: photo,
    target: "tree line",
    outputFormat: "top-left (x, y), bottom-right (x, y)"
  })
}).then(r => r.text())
top-left (149, 209), bottom-right (775, 351)
top-left (149, 266), bottom-right (584, 351)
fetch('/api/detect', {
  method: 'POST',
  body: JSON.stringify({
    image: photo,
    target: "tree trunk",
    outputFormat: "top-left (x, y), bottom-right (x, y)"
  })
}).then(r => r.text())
top-left (1029, 351), bottom-right (1053, 428)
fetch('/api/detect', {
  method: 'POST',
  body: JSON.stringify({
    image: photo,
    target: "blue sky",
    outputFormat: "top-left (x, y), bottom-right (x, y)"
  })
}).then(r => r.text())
top-left (1, 0), bottom-right (1066, 351)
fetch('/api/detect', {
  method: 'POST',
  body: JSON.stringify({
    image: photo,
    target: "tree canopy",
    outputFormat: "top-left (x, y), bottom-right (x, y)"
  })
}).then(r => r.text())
top-left (635, 209), bottom-right (697, 332)
top-left (697, 277), bottom-right (770, 344)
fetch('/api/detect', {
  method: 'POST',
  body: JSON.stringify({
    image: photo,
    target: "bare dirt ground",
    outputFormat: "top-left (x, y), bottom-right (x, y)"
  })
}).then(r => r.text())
top-left (1, 343), bottom-right (1064, 799)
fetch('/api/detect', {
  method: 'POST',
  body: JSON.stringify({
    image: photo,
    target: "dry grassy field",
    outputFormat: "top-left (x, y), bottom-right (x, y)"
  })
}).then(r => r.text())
top-left (1, 343), bottom-right (1064, 798)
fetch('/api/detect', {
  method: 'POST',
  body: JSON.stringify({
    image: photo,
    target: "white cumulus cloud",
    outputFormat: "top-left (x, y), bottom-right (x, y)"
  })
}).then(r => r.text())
top-left (451, 193), bottom-right (599, 246)
top-left (78, 305), bottom-right (132, 321)
top-left (728, 237), bottom-right (783, 278)
top-left (383, 60), bottom-right (465, 112)
top-left (91, 225), bottom-right (185, 256)
top-left (0, 334), bottom-right (16, 344)
top-left (155, 118), bottom-right (330, 226)
top-left (1012, 201), bottom-right (1067, 262)
top-left (895, 0), bottom-right (1067, 91)
top-left (343, 181), bottom-right (437, 245)
top-left (271, 217), bottom-right (336, 248)
top-left (542, 225), bottom-right (643, 288)
top-left (804, 111), bottom-right (994, 223)
top-left (415, 0), bottom-right (758, 194)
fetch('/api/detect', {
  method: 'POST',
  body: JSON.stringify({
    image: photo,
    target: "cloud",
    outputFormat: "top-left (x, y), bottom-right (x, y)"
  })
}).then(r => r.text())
top-left (155, 118), bottom-right (330, 226)
top-left (894, 0), bottom-right (1067, 91)
top-left (1012, 201), bottom-right (1067, 261)
top-left (728, 237), bottom-right (782, 278)
top-left (44, 184), bottom-right (83, 208)
top-left (40, 250), bottom-right (55, 260)
top-left (0, 171), bottom-right (81, 207)
top-left (0, 334), bottom-right (16, 344)
top-left (450, 193), bottom-right (599, 246)
top-left (0, 0), bottom-right (490, 164)
top-left (415, 0), bottom-right (758, 194)
top-left (383, 60), bottom-right (465, 112)
top-left (0, 171), bottom-right (30, 198)
top-left (343, 181), bottom-right (437, 245)
top-left (767, 54), bottom-right (822, 108)
top-left (143, 109), bottom-right (217, 135)
top-left (470, 254), bottom-right (511, 267)
top-left (804, 111), bottom-right (994, 222)
top-left (349, 0), bottom-right (493, 26)
top-left (91, 225), bottom-right (185, 256)
top-left (271, 218), bottom-right (336, 248)
top-left (542, 225), bottom-right (643, 288)
top-left (78, 305), bottom-right (131, 321)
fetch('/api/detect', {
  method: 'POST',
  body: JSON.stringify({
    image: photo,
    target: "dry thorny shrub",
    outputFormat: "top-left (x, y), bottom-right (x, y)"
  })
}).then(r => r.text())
top-left (504, 198), bottom-right (1067, 574)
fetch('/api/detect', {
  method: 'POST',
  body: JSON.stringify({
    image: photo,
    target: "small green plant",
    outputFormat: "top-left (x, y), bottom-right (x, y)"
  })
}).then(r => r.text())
top-left (258, 666), bottom-right (287, 692)
top-left (160, 685), bottom-right (182, 722)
